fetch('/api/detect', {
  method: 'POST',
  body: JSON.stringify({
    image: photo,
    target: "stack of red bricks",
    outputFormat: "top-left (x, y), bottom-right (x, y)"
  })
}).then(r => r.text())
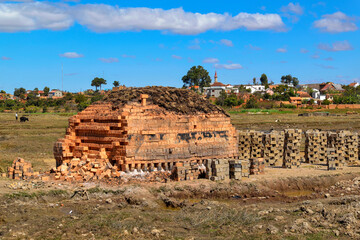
top-left (7, 158), bottom-right (38, 180)
top-left (249, 158), bottom-right (265, 175)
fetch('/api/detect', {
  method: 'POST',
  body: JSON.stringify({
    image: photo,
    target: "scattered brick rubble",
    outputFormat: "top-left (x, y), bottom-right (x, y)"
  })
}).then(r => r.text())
top-left (7, 158), bottom-right (38, 180)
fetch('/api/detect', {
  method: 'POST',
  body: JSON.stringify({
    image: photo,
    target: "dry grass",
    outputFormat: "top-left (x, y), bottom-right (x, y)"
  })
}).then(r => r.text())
top-left (0, 113), bottom-right (71, 171)
top-left (230, 110), bottom-right (360, 131)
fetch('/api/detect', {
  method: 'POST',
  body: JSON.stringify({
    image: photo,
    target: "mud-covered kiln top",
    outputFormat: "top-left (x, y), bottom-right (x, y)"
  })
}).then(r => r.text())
top-left (100, 86), bottom-right (228, 115)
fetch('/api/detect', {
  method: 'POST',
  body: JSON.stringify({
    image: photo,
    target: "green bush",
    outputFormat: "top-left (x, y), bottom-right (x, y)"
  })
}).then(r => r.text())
top-left (25, 105), bottom-right (40, 113)
top-left (245, 97), bottom-right (258, 109)
top-left (322, 99), bottom-right (331, 105)
top-left (281, 104), bottom-right (296, 109)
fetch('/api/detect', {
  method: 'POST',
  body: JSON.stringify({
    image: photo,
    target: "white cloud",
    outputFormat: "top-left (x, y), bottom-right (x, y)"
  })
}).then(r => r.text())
top-left (300, 48), bottom-right (309, 53)
top-left (312, 53), bottom-right (320, 59)
top-left (171, 55), bottom-right (182, 60)
top-left (260, 6), bottom-right (266, 11)
top-left (248, 44), bottom-right (261, 50)
top-left (318, 40), bottom-right (353, 52)
top-left (74, 6), bottom-right (286, 34)
top-left (0, 3), bottom-right (286, 34)
top-left (219, 39), bottom-right (233, 47)
top-left (313, 12), bottom-right (358, 33)
top-left (1, 56), bottom-right (11, 60)
top-left (203, 58), bottom-right (219, 63)
top-left (122, 54), bottom-right (136, 59)
top-left (59, 52), bottom-right (84, 58)
top-left (188, 45), bottom-right (200, 50)
top-left (324, 57), bottom-right (333, 61)
top-left (0, 2), bottom-right (73, 32)
top-left (316, 64), bottom-right (335, 69)
top-left (281, 3), bottom-right (304, 15)
top-left (99, 57), bottom-right (118, 63)
top-left (214, 63), bottom-right (243, 70)
top-left (276, 47), bottom-right (287, 53)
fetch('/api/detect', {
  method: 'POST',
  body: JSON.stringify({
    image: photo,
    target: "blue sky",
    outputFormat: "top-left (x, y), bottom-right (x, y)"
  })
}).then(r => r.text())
top-left (0, 0), bottom-right (359, 93)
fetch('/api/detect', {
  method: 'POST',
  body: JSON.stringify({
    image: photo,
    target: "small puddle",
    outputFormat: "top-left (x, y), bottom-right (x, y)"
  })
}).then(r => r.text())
top-left (283, 190), bottom-right (314, 197)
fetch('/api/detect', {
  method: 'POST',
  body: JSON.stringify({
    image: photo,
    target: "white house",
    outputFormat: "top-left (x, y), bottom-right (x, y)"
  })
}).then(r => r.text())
top-left (48, 89), bottom-right (63, 98)
top-left (203, 72), bottom-right (239, 98)
top-left (243, 85), bottom-right (265, 94)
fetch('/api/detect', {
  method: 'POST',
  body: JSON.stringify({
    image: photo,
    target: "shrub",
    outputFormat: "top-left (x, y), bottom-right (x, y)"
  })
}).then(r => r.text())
top-left (281, 104), bottom-right (296, 109)
top-left (322, 99), bottom-right (331, 105)
top-left (25, 105), bottom-right (40, 113)
top-left (245, 97), bottom-right (258, 109)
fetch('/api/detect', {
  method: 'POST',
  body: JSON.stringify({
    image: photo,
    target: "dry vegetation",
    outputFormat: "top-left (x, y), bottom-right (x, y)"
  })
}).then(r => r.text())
top-left (1, 110), bottom-right (360, 239)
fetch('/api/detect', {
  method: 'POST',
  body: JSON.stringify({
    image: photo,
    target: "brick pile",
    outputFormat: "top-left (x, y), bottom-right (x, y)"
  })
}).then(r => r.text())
top-left (339, 130), bottom-right (359, 165)
top-left (305, 130), bottom-right (327, 164)
top-left (283, 129), bottom-right (302, 168)
top-left (172, 161), bottom-right (201, 181)
top-left (241, 159), bottom-right (250, 178)
top-left (229, 159), bottom-right (242, 180)
top-left (210, 159), bottom-right (230, 181)
top-left (238, 131), bottom-right (251, 159)
top-left (54, 87), bottom-right (239, 178)
top-left (327, 132), bottom-right (346, 168)
top-left (263, 130), bottom-right (284, 167)
top-left (250, 130), bottom-right (264, 158)
top-left (7, 158), bottom-right (38, 180)
top-left (249, 158), bottom-right (265, 175)
top-left (51, 157), bottom-right (120, 182)
top-left (327, 148), bottom-right (337, 170)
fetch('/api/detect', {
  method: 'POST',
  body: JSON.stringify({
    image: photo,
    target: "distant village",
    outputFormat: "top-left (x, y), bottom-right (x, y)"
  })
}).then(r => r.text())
top-left (1, 70), bottom-right (359, 113)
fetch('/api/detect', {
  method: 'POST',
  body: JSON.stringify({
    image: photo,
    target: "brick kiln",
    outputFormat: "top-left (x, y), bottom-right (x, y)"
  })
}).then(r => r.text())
top-left (54, 87), bottom-right (238, 172)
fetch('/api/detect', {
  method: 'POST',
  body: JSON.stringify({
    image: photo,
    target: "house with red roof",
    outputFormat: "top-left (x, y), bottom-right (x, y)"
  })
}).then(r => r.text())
top-left (203, 72), bottom-right (239, 98)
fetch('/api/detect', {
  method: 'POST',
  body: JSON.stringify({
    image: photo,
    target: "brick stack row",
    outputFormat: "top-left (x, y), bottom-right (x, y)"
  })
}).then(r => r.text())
top-left (229, 159), bottom-right (242, 180)
top-left (241, 159), bottom-right (250, 177)
top-left (238, 131), bottom-right (251, 159)
top-left (7, 158), bottom-right (38, 180)
top-left (305, 130), bottom-right (327, 164)
top-left (327, 132), bottom-right (346, 168)
top-left (250, 130), bottom-right (264, 158)
top-left (210, 159), bottom-right (230, 181)
top-left (172, 161), bottom-right (200, 181)
top-left (340, 130), bottom-right (359, 165)
top-left (263, 130), bottom-right (285, 167)
top-left (327, 148), bottom-right (337, 170)
top-left (249, 158), bottom-right (265, 175)
top-left (283, 129), bottom-right (302, 168)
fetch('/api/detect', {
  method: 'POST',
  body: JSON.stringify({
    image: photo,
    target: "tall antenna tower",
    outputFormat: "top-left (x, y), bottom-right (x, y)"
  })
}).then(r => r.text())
top-left (61, 63), bottom-right (64, 92)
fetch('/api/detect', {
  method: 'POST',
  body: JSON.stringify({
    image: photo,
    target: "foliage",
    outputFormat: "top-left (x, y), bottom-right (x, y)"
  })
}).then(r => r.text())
top-left (91, 93), bottom-right (104, 103)
top-left (182, 65), bottom-right (211, 89)
top-left (63, 92), bottom-right (73, 101)
top-left (322, 99), bottom-right (331, 105)
top-left (238, 85), bottom-right (251, 93)
top-left (25, 105), bottom-right (41, 113)
top-left (281, 104), bottom-right (296, 109)
top-left (281, 74), bottom-right (299, 86)
top-left (91, 77), bottom-right (107, 91)
top-left (113, 81), bottom-right (120, 87)
top-left (215, 91), bottom-right (243, 107)
top-left (75, 94), bottom-right (87, 104)
top-left (77, 102), bottom-right (89, 111)
top-left (260, 73), bottom-right (268, 86)
top-left (14, 87), bottom-right (26, 99)
top-left (245, 97), bottom-right (258, 109)
top-left (43, 86), bottom-right (50, 96)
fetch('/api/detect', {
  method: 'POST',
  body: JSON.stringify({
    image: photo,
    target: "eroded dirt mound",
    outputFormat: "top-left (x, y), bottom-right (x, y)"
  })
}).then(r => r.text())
top-left (101, 86), bottom-right (227, 115)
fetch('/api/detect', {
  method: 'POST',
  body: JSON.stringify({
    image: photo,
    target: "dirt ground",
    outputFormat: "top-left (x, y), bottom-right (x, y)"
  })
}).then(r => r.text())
top-left (1, 111), bottom-right (360, 239)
